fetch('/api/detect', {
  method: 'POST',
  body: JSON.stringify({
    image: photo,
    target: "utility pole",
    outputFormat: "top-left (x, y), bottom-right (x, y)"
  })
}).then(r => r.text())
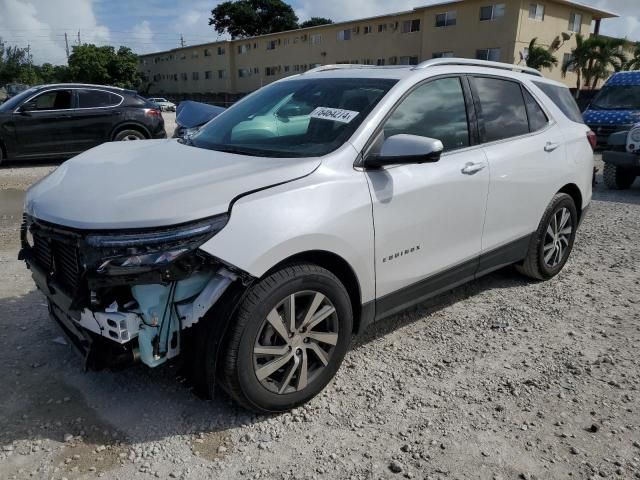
top-left (64, 32), bottom-right (70, 60)
top-left (77, 30), bottom-right (81, 46)
top-left (180, 34), bottom-right (185, 48)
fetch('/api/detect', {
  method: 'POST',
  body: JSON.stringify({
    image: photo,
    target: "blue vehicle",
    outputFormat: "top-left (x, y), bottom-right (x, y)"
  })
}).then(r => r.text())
top-left (583, 71), bottom-right (640, 148)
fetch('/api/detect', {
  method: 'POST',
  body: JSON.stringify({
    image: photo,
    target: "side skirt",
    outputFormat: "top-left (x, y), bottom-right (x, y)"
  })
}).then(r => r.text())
top-left (365, 233), bottom-right (533, 327)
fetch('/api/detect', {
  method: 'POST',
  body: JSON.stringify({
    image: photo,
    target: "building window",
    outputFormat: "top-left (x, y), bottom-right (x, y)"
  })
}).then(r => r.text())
top-left (204, 70), bottom-right (212, 79)
top-left (180, 72), bottom-right (187, 81)
top-left (266, 40), bottom-right (278, 50)
top-left (284, 65), bottom-right (290, 72)
top-left (217, 46), bottom-right (225, 55)
top-left (265, 66), bottom-right (278, 76)
top-left (180, 53), bottom-right (186, 60)
top-left (568, 12), bottom-right (582, 32)
top-left (377, 23), bottom-right (387, 32)
top-left (238, 44), bottom-right (250, 54)
top-left (562, 53), bottom-right (575, 71)
top-left (399, 56), bottom-right (419, 65)
top-left (435, 11), bottom-right (457, 27)
top-left (363, 25), bottom-right (372, 34)
top-left (362, 58), bottom-right (372, 65)
top-left (238, 68), bottom-right (250, 78)
top-left (253, 67), bottom-right (259, 74)
top-left (218, 69), bottom-right (226, 79)
top-left (191, 52), bottom-right (199, 59)
top-left (311, 34), bottom-right (322, 45)
top-left (337, 29), bottom-right (351, 41)
top-left (480, 4), bottom-right (505, 21)
top-left (192, 72), bottom-right (199, 80)
top-left (376, 58), bottom-right (386, 66)
top-left (204, 48), bottom-right (212, 56)
top-left (528, 3), bottom-right (544, 21)
top-left (401, 19), bottom-right (421, 33)
top-left (433, 51), bottom-right (454, 58)
top-left (476, 48), bottom-right (501, 61)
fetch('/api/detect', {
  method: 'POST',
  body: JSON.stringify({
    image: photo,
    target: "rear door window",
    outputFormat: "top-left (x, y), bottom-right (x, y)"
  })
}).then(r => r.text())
top-left (472, 77), bottom-right (529, 142)
top-left (533, 81), bottom-right (584, 124)
top-left (77, 89), bottom-right (121, 108)
top-left (523, 89), bottom-right (549, 132)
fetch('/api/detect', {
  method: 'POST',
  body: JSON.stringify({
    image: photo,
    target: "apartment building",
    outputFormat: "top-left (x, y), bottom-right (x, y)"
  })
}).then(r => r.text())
top-left (139, 0), bottom-right (617, 96)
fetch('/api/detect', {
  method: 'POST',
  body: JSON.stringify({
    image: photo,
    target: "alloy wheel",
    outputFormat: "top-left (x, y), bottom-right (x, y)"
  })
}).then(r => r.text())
top-left (253, 290), bottom-right (339, 394)
top-left (121, 134), bottom-right (141, 141)
top-left (543, 207), bottom-right (573, 268)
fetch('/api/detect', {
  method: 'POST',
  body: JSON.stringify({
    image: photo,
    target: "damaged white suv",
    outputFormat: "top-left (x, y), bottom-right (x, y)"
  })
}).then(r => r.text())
top-left (21, 59), bottom-right (594, 412)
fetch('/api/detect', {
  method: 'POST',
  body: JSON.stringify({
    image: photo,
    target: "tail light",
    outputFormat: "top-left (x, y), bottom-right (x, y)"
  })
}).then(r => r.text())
top-left (586, 130), bottom-right (597, 150)
top-left (145, 108), bottom-right (162, 118)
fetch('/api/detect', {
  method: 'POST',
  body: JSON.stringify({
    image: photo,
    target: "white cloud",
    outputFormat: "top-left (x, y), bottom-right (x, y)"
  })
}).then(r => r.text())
top-left (0, 0), bottom-right (110, 65)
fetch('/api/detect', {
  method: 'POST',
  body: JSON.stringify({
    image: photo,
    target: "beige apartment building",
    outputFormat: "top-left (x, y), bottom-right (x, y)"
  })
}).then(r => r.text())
top-left (139, 0), bottom-right (617, 96)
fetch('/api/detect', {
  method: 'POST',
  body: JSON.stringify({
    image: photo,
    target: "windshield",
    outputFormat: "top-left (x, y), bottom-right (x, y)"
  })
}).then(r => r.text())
top-left (591, 85), bottom-right (640, 110)
top-left (190, 78), bottom-right (397, 158)
top-left (0, 87), bottom-right (40, 112)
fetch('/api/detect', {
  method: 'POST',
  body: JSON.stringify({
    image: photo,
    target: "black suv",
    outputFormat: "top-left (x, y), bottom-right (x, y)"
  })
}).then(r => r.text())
top-left (0, 84), bottom-right (166, 164)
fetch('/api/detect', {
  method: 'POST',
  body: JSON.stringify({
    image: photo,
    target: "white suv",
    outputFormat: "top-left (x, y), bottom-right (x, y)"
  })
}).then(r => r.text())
top-left (21, 59), bottom-right (594, 412)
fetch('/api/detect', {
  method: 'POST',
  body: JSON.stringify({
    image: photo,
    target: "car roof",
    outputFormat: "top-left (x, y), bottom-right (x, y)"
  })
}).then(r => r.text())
top-left (32, 83), bottom-right (129, 92)
top-left (285, 58), bottom-right (565, 87)
top-left (605, 71), bottom-right (640, 86)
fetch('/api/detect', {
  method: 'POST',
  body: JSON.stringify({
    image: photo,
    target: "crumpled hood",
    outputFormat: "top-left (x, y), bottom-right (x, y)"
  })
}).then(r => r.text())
top-left (583, 108), bottom-right (640, 126)
top-left (25, 139), bottom-right (320, 229)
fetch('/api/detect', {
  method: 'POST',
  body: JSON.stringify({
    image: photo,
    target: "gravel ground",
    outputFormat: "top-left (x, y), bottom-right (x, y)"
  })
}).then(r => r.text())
top-left (0, 152), bottom-right (639, 480)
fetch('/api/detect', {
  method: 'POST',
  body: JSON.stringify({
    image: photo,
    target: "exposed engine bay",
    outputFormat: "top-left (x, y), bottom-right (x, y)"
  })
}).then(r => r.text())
top-left (19, 213), bottom-right (251, 370)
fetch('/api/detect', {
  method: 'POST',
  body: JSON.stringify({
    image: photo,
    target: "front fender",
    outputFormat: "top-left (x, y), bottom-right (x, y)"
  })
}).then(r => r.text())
top-left (199, 161), bottom-right (376, 303)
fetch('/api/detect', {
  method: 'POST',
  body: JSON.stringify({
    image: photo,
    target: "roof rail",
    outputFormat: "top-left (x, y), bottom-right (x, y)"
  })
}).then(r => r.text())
top-left (412, 58), bottom-right (543, 77)
top-left (303, 64), bottom-right (379, 74)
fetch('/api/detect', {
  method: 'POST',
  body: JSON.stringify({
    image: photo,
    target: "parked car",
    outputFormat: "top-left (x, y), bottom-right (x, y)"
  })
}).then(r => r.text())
top-left (0, 84), bottom-right (166, 164)
top-left (20, 59), bottom-right (594, 413)
top-left (601, 123), bottom-right (640, 189)
top-left (583, 71), bottom-right (640, 148)
top-left (173, 100), bottom-right (225, 139)
top-left (148, 97), bottom-right (176, 112)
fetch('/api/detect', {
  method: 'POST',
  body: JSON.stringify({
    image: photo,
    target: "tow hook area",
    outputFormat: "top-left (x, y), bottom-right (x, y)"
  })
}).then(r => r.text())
top-left (77, 268), bottom-right (237, 367)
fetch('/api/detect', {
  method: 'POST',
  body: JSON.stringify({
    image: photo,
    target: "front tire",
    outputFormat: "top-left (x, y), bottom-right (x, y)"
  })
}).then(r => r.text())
top-left (517, 193), bottom-right (577, 280)
top-left (603, 163), bottom-right (636, 190)
top-left (221, 263), bottom-right (353, 413)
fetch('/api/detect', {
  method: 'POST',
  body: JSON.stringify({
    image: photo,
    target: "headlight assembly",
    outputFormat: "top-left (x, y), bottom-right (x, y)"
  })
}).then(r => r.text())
top-left (88, 214), bottom-right (228, 275)
top-left (630, 128), bottom-right (640, 143)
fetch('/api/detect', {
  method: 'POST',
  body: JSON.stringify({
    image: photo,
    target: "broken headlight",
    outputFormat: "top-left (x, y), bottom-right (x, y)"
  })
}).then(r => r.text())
top-left (88, 214), bottom-right (228, 275)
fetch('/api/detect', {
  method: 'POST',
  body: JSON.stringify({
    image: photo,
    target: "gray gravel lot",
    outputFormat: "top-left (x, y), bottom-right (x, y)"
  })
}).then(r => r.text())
top-left (0, 151), bottom-right (639, 480)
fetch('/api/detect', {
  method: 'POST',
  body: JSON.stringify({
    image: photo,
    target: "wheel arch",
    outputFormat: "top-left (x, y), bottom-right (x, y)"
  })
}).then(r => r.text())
top-left (110, 122), bottom-right (151, 140)
top-left (263, 250), bottom-right (364, 335)
top-left (557, 183), bottom-right (583, 221)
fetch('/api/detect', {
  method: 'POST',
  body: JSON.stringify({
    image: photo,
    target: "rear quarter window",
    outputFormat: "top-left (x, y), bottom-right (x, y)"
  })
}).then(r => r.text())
top-left (533, 81), bottom-right (584, 124)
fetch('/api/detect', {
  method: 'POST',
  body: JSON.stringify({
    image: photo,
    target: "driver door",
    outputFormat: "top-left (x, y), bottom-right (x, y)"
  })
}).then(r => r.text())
top-left (365, 76), bottom-right (490, 319)
top-left (13, 88), bottom-right (75, 158)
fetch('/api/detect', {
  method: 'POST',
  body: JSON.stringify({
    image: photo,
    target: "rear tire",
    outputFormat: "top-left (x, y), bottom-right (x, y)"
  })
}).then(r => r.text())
top-left (516, 193), bottom-right (577, 280)
top-left (220, 263), bottom-right (352, 413)
top-left (114, 129), bottom-right (146, 141)
top-left (603, 163), bottom-right (635, 190)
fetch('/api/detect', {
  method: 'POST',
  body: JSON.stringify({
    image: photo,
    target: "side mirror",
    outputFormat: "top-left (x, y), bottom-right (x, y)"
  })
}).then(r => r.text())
top-left (364, 134), bottom-right (444, 169)
top-left (20, 101), bottom-right (37, 113)
top-left (276, 104), bottom-right (301, 118)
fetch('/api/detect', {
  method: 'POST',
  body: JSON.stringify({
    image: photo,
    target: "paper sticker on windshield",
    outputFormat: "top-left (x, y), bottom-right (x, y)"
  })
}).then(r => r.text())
top-left (310, 107), bottom-right (359, 124)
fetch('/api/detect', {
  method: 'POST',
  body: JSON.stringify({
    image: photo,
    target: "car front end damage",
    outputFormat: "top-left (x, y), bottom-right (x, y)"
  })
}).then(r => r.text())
top-left (19, 213), bottom-right (252, 370)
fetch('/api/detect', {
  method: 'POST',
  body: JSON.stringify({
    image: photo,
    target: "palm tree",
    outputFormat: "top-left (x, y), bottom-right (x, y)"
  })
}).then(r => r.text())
top-left (562, 33), bottom-right (591, 98)
top-left (625, 42), bottom-right (640, 70)
top-left (586, 36), bottom-right (627, 89)
top-left (525, 38), bottom-right (558, 71)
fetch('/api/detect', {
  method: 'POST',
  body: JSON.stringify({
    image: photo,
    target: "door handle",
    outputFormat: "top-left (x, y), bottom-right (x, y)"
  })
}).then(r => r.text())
top-left (461, 162), bottom-right (486, 175)
top-left (544, 142), bottom-right (560, 152)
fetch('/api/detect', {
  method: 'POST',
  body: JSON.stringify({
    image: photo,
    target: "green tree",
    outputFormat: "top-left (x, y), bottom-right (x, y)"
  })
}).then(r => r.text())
top-left (68, 44), bottom-right (141, 88)
top-left (525, 37), bottom-right (558, 71)
top-left (299, 17), bottom-right (333, 29)
top-left (208, 0), bottom-right (299, 38)
top-left (0, 42), bottom-right (32, 84)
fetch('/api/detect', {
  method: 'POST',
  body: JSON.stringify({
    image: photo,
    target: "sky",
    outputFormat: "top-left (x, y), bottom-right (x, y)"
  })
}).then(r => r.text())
top-left (0, 0), bottom-right (638, 66)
